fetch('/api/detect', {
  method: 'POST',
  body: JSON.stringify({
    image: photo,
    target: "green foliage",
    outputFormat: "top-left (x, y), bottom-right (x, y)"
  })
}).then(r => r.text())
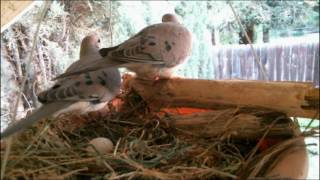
top-left (174, 1), bottom-right (214, 78)
top-left (266, 0), bottom-right (319, 34)
top-left (204, 1), bottom-right (319, 43)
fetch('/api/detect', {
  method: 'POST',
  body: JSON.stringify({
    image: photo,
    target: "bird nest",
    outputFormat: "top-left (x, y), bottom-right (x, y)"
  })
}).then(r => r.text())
top-left (1, 78), bottom-right (318, 180)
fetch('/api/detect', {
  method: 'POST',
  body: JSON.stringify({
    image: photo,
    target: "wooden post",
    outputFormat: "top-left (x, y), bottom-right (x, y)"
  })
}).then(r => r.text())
top-left (128, 77), bottom-right (319, 119)
top-left (1, 1), bottom-right (36, 33)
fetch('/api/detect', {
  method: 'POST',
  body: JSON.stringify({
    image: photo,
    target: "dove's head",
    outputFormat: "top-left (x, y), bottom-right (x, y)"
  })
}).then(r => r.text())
top-left (162, 13), bottom-right (179, 23)
top-left (80, 34), bottom-right (101, 57)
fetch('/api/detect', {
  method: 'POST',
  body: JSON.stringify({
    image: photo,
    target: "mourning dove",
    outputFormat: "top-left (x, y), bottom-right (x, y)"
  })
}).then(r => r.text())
top-left (55, 13), bottom-right (192, 80)
top-left (1, 34), bottom-right (121, 139)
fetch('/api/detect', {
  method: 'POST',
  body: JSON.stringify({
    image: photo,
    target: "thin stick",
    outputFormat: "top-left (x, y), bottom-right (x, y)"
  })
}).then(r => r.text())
top-left (1, 2), bottom-right (51, 179)
top-left (303, 110), bottom-right (319, 134)
top-left (59, 167), bottom-right (88, 179)
top-left (113, 138), bottom-right (121, 156)
top-left (238, 116), bottom-right (282, 177)
top-left (248, 137), bottom-right (305, 178)
top-left (21, 92), bottom-right (32, 111)
top-left (228, 2), bottom-right (269, 81)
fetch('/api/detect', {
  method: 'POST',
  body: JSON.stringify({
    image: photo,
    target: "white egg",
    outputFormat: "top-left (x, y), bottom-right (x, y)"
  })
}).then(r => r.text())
top-left (86, 137), bottom-right (114, 154)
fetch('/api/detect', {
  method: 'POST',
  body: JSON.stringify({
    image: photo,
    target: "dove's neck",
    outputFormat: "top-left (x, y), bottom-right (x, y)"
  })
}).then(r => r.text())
top-left (80, 45), bottom-right (100, 58)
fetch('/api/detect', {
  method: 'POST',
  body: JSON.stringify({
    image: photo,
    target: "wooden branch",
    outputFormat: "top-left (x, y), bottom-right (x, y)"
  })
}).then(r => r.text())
top-left (166, 110), bottom-right (294, 140)
top-left (129, 77), bottom-right (319, 119)
top-left (1, 1), bottom-right (36, 33)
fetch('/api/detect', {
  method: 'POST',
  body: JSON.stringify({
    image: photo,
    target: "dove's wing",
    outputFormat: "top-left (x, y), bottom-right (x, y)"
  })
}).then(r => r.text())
top-left (1, 34), bottom-right (122, 139)
top-left (54, 22), bottom-right (192, 79)
top-left (1, 67), bottom-right (121, 139)
top-left (39, 68), bottom-right (121, 103)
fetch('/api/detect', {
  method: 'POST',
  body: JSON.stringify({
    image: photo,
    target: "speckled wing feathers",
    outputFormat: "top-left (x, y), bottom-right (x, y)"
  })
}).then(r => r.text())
top-left (55, 21), bottom-right (192, 79)
top-left (0, 34), bottom-right (121, 139)
top-left (38, 69), bottom-right (120, 103)
top-left (103, 22), bottom-right (190, 66)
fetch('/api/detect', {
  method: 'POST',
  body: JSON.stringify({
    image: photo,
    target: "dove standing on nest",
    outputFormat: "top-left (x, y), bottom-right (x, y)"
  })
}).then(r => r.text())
top-left (55, 13), bottom-right (192, 80)
top-left (1, 34), bottom-right (121, 139)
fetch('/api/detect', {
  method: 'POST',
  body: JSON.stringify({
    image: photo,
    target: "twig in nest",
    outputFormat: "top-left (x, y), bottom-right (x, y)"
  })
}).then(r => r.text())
top-left (248, 137), bottom-right (307, 178)
top-left (246, 116), bottom-right (283, 160)
top-left (58, 167), bottom-right (89, 179)
top-left (237, 116), bottom-right (282, 177)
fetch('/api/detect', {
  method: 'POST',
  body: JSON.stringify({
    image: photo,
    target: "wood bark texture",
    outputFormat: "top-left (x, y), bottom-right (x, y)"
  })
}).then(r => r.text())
top-left (129, 78), bottom-right (319, 119)
top-left (1, 1), bottom-right (35, 31)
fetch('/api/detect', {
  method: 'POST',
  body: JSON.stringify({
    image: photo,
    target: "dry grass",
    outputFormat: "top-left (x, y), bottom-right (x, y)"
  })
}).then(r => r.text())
top-left (1, 89), bottom-right (318, 180)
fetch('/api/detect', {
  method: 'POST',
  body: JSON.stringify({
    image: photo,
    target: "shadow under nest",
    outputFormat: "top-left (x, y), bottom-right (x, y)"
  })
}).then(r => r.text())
top-left (1, 83), bottom-right (315, 180)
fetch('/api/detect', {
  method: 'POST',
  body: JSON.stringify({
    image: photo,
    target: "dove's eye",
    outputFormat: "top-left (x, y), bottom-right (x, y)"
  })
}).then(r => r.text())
top-left (97, 39), bottom-right (101, 43)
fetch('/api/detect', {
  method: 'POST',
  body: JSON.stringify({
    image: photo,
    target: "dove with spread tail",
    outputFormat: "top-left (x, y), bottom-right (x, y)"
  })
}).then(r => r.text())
top-left (1, 34), bottom-right (121, 139)
top-left (55, 13), bottom-right (192, 80)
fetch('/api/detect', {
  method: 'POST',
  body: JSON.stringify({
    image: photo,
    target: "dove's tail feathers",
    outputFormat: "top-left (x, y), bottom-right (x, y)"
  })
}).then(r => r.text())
top-left (0, 102), bottom-right (72, 139)
top-left (54, 58), bottom-right (125, 80)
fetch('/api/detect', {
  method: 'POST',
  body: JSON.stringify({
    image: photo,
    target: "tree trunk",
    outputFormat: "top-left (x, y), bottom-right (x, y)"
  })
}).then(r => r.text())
top-left (263, 26), bottom-right (270, 43)
top-left (211, 27), bottom-right (216, 45)
top-left (239, 24), bottom-right (254, 44)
